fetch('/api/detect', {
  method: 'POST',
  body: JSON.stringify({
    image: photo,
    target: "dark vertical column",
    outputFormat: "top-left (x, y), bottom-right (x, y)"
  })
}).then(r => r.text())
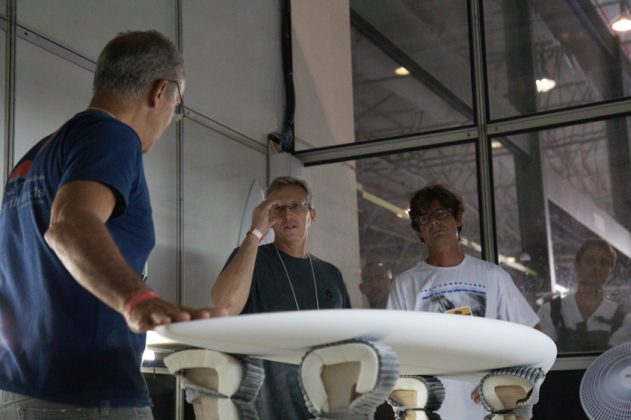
top-left (607, 40), bottom-right (631, 230)
top-left (502, 0), bottom-right (551, 284)
top-left (3, 0), bottom-right (16, 183)
top-left (470, 0), bottom-right (497, 262)
top-left (174, 2), bottom-right (185, 419)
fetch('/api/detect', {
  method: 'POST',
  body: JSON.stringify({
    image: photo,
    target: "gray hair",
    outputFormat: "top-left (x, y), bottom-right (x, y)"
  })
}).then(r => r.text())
top-left (266, 176), bottom-right (313, 205)
top-left (93, 30), bottom-right (184, 99)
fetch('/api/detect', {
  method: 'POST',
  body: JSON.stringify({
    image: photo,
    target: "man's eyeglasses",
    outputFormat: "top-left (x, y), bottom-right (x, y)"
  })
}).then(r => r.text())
top-left (167, 79), bottom-right (185, 122)
top-left (270, 202), bottom-right (311, 216)
top-left (417, 208), bottom-right (452, 225)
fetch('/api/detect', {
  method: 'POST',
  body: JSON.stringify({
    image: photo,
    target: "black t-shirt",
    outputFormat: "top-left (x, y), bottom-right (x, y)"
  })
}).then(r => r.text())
top-left (223, 243), bottom-right (352, 419)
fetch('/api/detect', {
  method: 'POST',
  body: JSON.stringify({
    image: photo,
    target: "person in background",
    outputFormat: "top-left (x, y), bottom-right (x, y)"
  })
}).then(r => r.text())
top-left (0, 30), bottom-right (225, 420)
top-left (538, 237), bottom-right (631, 352)
top-left (388, 183), bottom-right (540, 420)
top-left (211, 176), bottom-right (351, 419)
top-left (360, 261), bottom-right (393, 309)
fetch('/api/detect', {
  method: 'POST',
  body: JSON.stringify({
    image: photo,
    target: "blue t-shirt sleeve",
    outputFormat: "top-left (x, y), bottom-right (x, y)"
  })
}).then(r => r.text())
top-left (58, 120), bottom-right (141, 215)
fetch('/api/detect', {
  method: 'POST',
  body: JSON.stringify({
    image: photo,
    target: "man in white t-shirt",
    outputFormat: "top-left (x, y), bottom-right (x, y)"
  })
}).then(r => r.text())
top-left (387, 183), bottom-right (540, 420)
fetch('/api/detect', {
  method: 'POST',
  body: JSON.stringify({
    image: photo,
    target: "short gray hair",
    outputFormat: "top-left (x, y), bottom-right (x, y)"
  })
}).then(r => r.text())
top-left (93, 30), bottom-right (184, 99)
top-left (266, 176), bottom-right (313, 205)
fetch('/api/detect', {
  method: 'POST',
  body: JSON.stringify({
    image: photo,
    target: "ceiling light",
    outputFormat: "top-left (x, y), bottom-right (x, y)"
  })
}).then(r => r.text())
top-left (491, 140), bottom-right (503, 149)
top-left (394, 66), bottom-right (410, 76)
top-left (536, 78), bottom-right (556, 93)
top-left (612, 2), bottom-right (631, 32)
top-left (612, 16), bottom-right (631, 32)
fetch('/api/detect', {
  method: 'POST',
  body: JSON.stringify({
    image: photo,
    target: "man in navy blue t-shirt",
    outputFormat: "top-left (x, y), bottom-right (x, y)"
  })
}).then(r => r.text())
top-left (212, 176), bottom-right (352, 419)
top-left (0, 31), bottom-right (224, 419)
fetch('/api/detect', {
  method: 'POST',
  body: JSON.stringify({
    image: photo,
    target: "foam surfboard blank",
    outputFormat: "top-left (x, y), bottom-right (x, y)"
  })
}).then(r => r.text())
top-left (479, 366), bottom-right (545, 420)
top-left (389, 375), bottom-right (444, 420)
top-left (164, 349), bottom-right (264, 420)
top-left (299, 340), bottom-right (400, 419)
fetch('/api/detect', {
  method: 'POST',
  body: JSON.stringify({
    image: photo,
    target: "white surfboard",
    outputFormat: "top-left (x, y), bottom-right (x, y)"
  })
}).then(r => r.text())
top-left (154, 309), bottom-right (557, 379)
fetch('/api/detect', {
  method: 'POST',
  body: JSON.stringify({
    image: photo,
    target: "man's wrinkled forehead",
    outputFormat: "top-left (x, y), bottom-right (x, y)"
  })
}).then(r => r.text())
top-left (269, 185), bottom-right (308, 200)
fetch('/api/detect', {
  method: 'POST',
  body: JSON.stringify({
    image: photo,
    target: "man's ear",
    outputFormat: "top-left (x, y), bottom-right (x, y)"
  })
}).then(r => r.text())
top-left (149, 79), bottom-right (169, 108)
top-left (309, 208), bottom-right (317, 223)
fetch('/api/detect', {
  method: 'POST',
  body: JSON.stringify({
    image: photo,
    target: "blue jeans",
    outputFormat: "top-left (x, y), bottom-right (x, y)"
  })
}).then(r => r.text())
top-left (0, 390), bottom-right (154, 420)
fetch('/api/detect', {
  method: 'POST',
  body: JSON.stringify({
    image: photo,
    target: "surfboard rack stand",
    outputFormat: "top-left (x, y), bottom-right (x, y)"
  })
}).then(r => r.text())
top-left (298, 339), bottom-right (400, 419)
top-left (387, 375), bottom-right (445, 420)
top-left (163, 348), bottom-right (265, 420)
top-left (478, 366), bottom-right (545, 420)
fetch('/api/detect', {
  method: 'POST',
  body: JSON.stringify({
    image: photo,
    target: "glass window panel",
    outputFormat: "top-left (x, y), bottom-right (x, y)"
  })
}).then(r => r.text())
top-left (351, 0), bottom-right (473, 142)
top-left (304, 142), bottom-right (481, 309)
top-left (492, 116), bottom-right (631, 354)
top-left (485, 0), bottom-right (631, 120)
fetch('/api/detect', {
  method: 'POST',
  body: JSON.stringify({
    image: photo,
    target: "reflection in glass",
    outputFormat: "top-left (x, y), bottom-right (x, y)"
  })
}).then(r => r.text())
top-left (353, 143), bottom-right (481, 294)
top-left (305, 143), bottom-right (482, 309)
top-left (360, 261), bottom-right (393, 309)
top-left (537, 238), bottom-right (630, 353)
top-left (351, 0), bottom-right (473, 142)
top-left (484, 0), bottom-right (631, 119)
top-left (492, 116), bottom-right (631, 353)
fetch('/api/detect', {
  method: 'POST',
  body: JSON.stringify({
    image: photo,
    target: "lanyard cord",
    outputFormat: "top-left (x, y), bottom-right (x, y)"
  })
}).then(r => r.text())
top-left (274, 244), bottom-right (319, 310)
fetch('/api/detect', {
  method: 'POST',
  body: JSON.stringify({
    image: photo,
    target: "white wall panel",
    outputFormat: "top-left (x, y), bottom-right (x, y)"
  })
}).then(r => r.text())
top-left (304, 163), bottom-right (362, 308)
top-left (144, 125), bottom-right (178, 302)
top-left (292, 0), bottom-right (354, 149)
top-left (17, 0), bottom-right (175, 61)
top-left (14, 39), bottom-right (91, 161)
top-left (182, 121), bottom-right (266, 308)
top-left (182, 0), bottom-right (283, 144)
top-left (290, 0), bottom-right (361, 306)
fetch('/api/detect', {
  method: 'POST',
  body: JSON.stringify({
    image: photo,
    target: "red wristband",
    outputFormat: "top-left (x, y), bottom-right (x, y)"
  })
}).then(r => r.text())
top-left (124, 291), bottom-right (159, 322)
top-left (247, 228), bottom-right (264, 241)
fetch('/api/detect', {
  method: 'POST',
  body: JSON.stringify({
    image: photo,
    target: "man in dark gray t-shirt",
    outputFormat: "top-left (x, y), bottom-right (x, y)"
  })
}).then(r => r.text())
top-left (212, 176), bottom-right (351, 419)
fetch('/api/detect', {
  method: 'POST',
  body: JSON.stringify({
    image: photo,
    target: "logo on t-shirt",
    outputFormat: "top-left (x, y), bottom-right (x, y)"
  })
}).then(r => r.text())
top-left (1, 161), bottom-right (46, 213)
top-left (421, 281), bottom-right (487, 317)
top-left (446, 305), bottom-right (473, 316)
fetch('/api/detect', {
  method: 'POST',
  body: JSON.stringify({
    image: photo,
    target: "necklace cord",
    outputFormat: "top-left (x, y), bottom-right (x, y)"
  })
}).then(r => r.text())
top-left (274, 244), bottom-right (319, 310)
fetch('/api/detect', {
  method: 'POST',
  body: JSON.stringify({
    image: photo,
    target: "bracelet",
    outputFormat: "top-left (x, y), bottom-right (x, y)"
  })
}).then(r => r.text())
top-left (247, 228), bottom-right (264, 241)
top-left (124, 291), bottom-right (159, 322)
